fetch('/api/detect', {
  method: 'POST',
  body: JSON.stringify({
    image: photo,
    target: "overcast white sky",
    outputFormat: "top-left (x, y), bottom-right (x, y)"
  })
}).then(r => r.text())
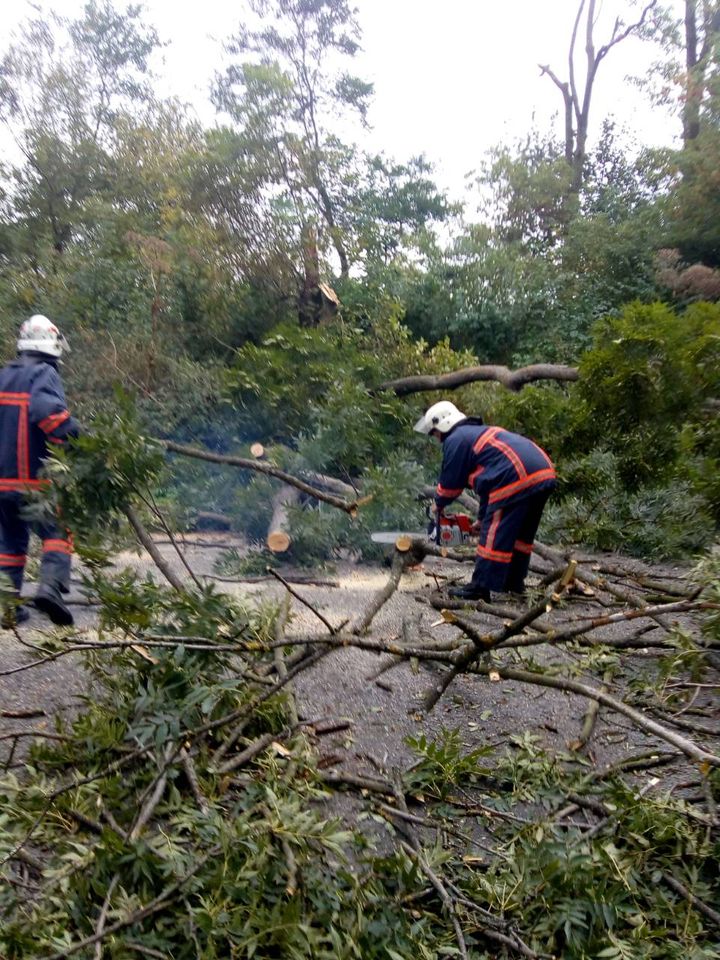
top-left (5, 0), bottom-right (684, 201)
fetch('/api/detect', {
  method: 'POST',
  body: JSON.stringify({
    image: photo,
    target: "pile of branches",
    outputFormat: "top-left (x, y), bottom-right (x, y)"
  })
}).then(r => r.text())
top-left (1, 518), bottom-right (720, 958)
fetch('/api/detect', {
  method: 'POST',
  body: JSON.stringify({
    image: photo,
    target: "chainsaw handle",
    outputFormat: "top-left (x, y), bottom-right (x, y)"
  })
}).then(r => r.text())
top-left (425, 502), bottom-right (441, 543)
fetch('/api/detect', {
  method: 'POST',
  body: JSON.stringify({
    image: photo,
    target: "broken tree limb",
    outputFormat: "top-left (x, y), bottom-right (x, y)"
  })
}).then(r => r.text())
top-left (267, 567), bottom-right (338, 635)
top-left (246, 442), bottom-right (362, 500)
top-left (399, 536), bottom-right (474, 564)
top-left (194, 510), bottom-right (232, 530)
top-left (421, 484), bottom-right (479, 515)
top-left (140, 489), bottom-right (203, 590)
top-left (569, 666), bottom-right (615, 752)
top-left (467, 664), bottom-right (720, 768)
top-left (272, 596), bottom-right (299, 729)
top-left (375, 363), bottom-right (579, 396)
top-left (397, 840), bottom-right (469, 960)
top-left (353, 550), bottom-right (410, 635)
top-left (499, 599), bottom-right (719, 650)
top-left (129, 743), bottom-right (175, 840)
top-left (660, 873), bottom-right (720, 928)
top-left (585, 559), bottom-right (699, 599)
top-left (534, 542), bottom-right (677, 633)
top-left (158, 440), bottom-right (362, 515)
top-left (270, 632), bottom-right (457, 662)
top-left (423, 563), bottom-right (577, 712)
top-left (205, 572), bottom-right (339, 587)
top-left (267, 484), bottom-right (301, 553)
top-left (125, 505), bottom-right (185, 592)
top-left (179, 747), bottom-right (209, 815)
top-left (300, 470), bottom-right (357, 498)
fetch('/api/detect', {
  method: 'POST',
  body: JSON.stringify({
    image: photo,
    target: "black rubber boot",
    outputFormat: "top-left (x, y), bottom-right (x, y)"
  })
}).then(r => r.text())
top-left (447, 583), bottom-right (491, 602)
top-left (34, 581), bottom-right (74, 627)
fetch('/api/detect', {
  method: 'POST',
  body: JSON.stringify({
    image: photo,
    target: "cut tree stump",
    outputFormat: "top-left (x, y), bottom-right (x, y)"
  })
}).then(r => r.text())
top-left (267, 485), bottom-right (301, 553)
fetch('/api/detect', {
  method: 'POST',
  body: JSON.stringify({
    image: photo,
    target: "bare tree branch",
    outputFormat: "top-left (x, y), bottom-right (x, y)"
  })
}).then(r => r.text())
top-left (375, 363), bottom-right (579, 396)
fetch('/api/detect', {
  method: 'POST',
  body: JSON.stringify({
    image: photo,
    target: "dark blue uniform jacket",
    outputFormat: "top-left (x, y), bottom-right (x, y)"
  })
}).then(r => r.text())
top-left (0, 354), bottom-right (80, 493)
top-left (435, 418), bottom-right (556, 515)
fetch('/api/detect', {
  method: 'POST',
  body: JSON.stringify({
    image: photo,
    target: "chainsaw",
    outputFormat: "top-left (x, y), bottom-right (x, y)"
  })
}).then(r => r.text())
top-left (371, 511), bottom-right (476, 547)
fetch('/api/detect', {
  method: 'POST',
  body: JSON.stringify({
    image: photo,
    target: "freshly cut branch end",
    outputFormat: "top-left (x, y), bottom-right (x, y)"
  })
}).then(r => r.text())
top-left (267, 531), bottom-right (292, 553)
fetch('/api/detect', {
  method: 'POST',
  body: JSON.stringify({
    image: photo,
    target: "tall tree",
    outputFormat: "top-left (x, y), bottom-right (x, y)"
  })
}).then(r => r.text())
top-left (0, 1), bottom-right (159, 256)
top-left (681, 0), bottom-right (720, 140)
top-left (540, 0), bottom-right (660, 194)
top-left (638, 0), bottom-right (719, 141)
top-left (214, 0), bottom-right (372, 281)
top-left (639, 2), bottom-right (720, 261)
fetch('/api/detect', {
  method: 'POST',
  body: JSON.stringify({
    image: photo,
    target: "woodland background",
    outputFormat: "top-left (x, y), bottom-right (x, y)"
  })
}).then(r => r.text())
top-left (0, 0), bottom-right (718, 564)
top-left (1, 2), bottom-right (720, 958)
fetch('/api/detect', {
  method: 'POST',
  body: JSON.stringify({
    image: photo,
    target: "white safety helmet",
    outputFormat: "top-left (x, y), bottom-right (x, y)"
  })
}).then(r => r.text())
top-left (414, 400), bottom-right (466, 435)
top-left (17, 314), bottom-right (69, 358)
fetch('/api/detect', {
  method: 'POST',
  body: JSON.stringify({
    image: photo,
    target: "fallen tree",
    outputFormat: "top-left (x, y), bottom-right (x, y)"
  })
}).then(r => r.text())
top-left (266, 484), bottom-right (302, 553)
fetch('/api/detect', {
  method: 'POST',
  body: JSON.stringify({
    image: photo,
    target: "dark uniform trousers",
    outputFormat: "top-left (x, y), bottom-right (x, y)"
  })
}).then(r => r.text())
top-left (472, 489), bottom-right (552, 592)
top-left (0, 494), bottom-right (72, 594)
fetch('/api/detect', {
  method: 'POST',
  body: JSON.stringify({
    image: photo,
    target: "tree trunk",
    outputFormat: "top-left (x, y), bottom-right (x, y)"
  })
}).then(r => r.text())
top-left (298, 222), bottom-right (321, 327)
top-left (682, 0), bottom-right (720, 144)
top-left (541, 0), bottom-right (659, 197)
top-left (267, 485), bottom-right (301, 554)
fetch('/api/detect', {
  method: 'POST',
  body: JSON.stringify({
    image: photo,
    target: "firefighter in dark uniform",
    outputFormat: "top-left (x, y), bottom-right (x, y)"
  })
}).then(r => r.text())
top-left (415, 400), bottom-right (557, 602)
top-left (0, 315), bottom-right (81, 628)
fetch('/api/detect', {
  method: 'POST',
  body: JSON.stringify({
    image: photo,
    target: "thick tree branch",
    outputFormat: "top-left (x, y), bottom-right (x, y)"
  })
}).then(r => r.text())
top-left (125, 505), bottom-right (185, 592)
top-left (375, 364), bottom-right (579, 396)
top-left (159, 439), bottom-right (363, 514)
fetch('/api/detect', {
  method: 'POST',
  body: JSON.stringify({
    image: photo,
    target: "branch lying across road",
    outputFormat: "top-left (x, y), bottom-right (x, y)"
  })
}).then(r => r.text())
top-left (374, 363), bottom-right (579, 396)
top-left (466, 664), bottom-right (720, 769)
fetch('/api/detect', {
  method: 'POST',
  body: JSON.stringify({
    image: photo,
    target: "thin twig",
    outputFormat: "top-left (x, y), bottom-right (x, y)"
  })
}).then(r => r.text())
top-left (397, 840), bottom-right (468, 960)
top-left (93, 874), bottom-right (119, 960)
top-left (267, 567), bottom-right (337, 634)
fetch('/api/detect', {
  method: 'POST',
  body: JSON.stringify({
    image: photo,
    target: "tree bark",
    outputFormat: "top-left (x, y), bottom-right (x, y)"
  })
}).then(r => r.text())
top-left (125, 505), bottom-right (185, 592)
top-left (682, 0), bottom-right (720, 143)
top-left (267, 485), bottom-right (301, 553)
top-left (376, 363), bottom-right (579, 396)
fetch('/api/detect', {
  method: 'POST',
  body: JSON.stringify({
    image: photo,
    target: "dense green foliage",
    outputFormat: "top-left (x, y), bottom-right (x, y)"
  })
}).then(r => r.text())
top-left (211, 298), bottom-right (719, 563)
top-left (1, 1), bottom-right (720, 955)
top-left (4, 578), bottom-right (465, 958)
top-left (0, 0), bottom-right (717, 565)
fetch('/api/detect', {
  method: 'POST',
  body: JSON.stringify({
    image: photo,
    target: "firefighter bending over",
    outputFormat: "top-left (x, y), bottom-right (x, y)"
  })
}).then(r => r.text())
top-left (415, 400), bottom-right (557, 602)
top-left (0, 315), bottom-right (81, 628)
